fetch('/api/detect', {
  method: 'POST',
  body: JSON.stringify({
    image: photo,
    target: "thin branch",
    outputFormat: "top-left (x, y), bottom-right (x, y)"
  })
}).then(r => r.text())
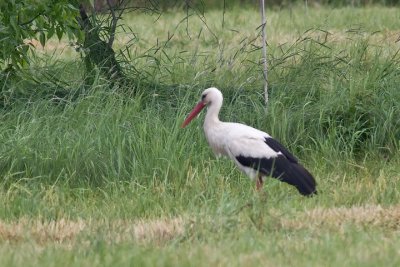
top-left (182, 1), bottom-right (218, 42)
top-left (116, 6), bottom-right (159, 14)
top-left (107, 0), bottom-right (119, 47)
top-left (79, 4), bottom-right (91, 30)
top-left (260, 0), bottom-right (268, 107)
top-left (222, 0), bottom-right (226, 28)
top-left (117, 1), bottom-right (127, 21)
top-left (185, 0), bottom-right (191, 39)
top-left (19, 13), bottom-right (43, 26)
top-left (195, 12), bottom-right (218, 41)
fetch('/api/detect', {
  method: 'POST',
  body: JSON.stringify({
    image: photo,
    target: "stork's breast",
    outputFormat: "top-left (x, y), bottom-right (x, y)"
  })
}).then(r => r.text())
top-left (204, 128), bottom-right (229, 157)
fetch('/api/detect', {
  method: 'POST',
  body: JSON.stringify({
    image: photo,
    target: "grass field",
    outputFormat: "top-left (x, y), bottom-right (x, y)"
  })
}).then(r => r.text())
top-left (1, 5), bottom-right (400, 266)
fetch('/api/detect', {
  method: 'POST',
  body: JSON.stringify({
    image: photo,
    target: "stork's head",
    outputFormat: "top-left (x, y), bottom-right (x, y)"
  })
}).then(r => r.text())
top-left (199, 87), bottom-right (223, 105)
top-left (181, 87), bottom-right (222, 128)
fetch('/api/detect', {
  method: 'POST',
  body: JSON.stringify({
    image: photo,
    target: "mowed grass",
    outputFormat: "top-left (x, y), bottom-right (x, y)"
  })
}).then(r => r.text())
top-left (1, 5), bottom-right (400, 267)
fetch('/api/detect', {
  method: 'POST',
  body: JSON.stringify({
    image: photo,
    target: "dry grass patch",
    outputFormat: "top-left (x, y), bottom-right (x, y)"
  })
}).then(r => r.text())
top-left (0, 218), bottom-right (86, 244)
top-left (104, 217), bottom-right (185, 245)
top-left (281, 205), bottom-right (400, 231)
top-left (0, 217), bottom-right (185, 246)
top-left (1, 205), bottom-right (399, 247)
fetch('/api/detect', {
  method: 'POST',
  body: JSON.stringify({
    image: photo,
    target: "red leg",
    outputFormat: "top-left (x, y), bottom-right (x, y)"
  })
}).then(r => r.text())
top-left (256, 175), bottom-right (263, 191)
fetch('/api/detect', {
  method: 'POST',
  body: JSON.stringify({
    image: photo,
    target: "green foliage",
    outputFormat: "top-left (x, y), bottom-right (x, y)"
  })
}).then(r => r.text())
top-left (0, 0), bottom-right (82, 70)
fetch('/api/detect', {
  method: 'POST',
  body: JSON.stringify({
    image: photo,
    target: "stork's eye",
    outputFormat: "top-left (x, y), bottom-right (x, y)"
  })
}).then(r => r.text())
top-left (201, 94), bottom-right (207, 101)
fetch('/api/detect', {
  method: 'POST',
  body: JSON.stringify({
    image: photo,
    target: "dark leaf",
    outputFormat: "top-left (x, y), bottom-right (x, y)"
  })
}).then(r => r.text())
top-left (39, 31), bottom-right (46, 47)
top-left (56, 26), bottom-right (64, 40)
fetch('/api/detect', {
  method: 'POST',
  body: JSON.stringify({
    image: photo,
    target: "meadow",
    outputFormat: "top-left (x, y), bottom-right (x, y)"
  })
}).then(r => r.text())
top-left (1, 4), bottom-right (400, 266)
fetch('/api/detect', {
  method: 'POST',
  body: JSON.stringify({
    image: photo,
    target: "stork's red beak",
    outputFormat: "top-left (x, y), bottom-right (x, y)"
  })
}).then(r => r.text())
top-left (181, 101), bottom-right (206, 128)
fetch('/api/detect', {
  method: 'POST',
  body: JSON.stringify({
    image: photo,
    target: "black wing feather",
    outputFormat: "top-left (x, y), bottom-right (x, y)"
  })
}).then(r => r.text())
top-left (264, 137), bottom-right (298, 163)
top-left (236, 137), bottom-right (317, 196)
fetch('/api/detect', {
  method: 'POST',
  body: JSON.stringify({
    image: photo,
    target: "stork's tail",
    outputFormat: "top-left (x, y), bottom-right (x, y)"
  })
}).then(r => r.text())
top-left (287, 163), bottom-right (317, 196)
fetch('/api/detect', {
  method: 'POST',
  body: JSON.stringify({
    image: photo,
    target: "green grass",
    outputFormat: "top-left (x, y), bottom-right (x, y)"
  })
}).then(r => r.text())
top-left (1, 5), bottom-right (400, 267)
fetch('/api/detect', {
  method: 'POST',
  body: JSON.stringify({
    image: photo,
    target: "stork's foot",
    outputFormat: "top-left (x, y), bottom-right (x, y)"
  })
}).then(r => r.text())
top-left (255, 175), bottom-right (268, 201)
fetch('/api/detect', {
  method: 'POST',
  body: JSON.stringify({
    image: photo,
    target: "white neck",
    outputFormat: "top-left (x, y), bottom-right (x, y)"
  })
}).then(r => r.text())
top-left (204, 96), bottom-right (223, 127)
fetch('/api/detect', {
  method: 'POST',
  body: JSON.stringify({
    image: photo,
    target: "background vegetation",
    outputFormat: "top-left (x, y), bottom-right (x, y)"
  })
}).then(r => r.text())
top-left (0, 1), bottom-right (399, 266)
top-left (131, 0), bottom-right (400, 9)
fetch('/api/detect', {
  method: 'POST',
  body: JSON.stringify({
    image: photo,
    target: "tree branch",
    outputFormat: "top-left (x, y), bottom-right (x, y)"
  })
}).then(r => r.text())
top-left (19, 13), bottom-right (43, 26)
top-left (107, 0), bottom-right (125, 47)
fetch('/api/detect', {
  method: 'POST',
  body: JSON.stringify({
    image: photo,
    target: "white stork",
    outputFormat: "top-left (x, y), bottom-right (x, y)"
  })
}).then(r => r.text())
top-left (181, 87), bottom-right (317, 196)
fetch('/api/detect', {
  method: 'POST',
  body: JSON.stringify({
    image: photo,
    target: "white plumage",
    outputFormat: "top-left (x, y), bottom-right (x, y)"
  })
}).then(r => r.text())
top-left (182, 87), bottom-right (317, 196)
